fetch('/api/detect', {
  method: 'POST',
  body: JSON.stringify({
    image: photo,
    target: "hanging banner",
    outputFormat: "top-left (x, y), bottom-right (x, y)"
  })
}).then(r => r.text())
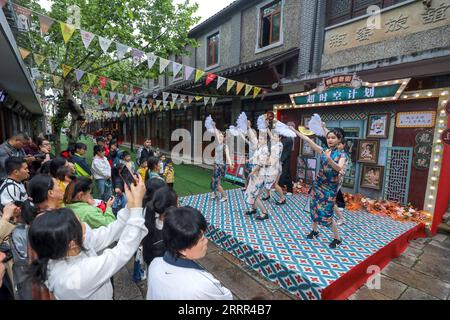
top-left (204, 97), bottom-right (210, 106)
top-left (195, 69), bottom-right (205, 82)
top-left (132, 48), bottom-right (145, 66)
top-left (156, 100), bottom-right (162, 108)
top-left (87, 73), bottom-right (96, 86)
top-left (82, 84), bottom-right (90, 93)
top-left (235, 82), bottom-right (244, 94)
top-left (33, 53), bottom-right (45, 66)
top-left (171, 93), bottom-right (179, 102)
top-left (99, 76), bottom-right (107, 89)
top-left (211, 97), bottom-right (218, 107)
top-left (170, 101), bottom-right (175, 109)
top-left (188, 96), bottom-right (194, 104)
top-left (195, 96), bottom-right (203, 101)
top-left (117, 93), bottom-right (124, 102)
top-left (48, 59), bottom-right (58, 73)
top-left (61, 64), bottom-right (73, 78)
top-left (116, 42), bottom-right (129, 60)
top-left (109, 91), bottom-right (116, 100)
top-left (80, 30), bottom-right (95, 50)
top-left (38, 14), bottom-right (54, 34)
top-left (245, 84), bottom-right (253, 96)
top-left (99, 36), bottom-right (113, 54)
top-left (60, 22), bottom-right (76, 44)
top-left (75, 69), bottom-right (85, 82)
top-left (36, 80), bottom-right (43, 89)
top-left (226, 79), bottom-right (236, 92)
top-left (180, 95), bottom-right (187, 102)
top-left (110, 80), bottom-right (119, 91)
top-left (172, 62), bottom-right (183, 77)
top-left (147, 53), bottom-right (158, 69)
top-left (184, 66), bottom-right (195, 80)
top-left (205, 73), bottom-right (217, 86)
top-left (92, 86), bottom-right (99, 96)
top-left (19, 47), bottom-right (31, 60)
top-left (217, 76), bottom-right (226, 90)
top-left (159, 58), bottom-right (170, 73)
top-left (163, 92), bottom-right (170, 101)
top-left (253, 86), bottom-right (261, 99)
top-left (52, 75), bottom-right (61, 86)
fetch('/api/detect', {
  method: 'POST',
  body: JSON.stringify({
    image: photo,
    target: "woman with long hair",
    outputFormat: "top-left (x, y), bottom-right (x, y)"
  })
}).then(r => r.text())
top-left (290, 127), bottom-right (347, 249)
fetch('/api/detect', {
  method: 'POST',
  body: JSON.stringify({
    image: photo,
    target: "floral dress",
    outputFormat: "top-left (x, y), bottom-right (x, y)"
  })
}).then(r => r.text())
top-left (245, 144), bottom-right (269, 205)
top-left (211, 143), bottom-right (226, 192)
top-left (261, 141), bottom-right (283, 189)
top-left (309, 147), bottom-right (346, 227)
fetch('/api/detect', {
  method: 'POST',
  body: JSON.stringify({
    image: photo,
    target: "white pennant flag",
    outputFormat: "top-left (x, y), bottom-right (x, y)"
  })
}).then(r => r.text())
top-left (48, 59), bottom-right (58, 73)
top-left (126, 95), bottom-right (132, 103)
top-left (147, 53), bottom-right (158, 69)
top-left (172, 62), bottom-right (183, 77)
top-left (188, 96), bottom-right (194, 104)
top-left (171, 93), bottom-right (179, 102)
top-left (156, 100), bottom-right (162, 108)
top-left (163, 101), bottom-right (168, 107)
top-left (211, 97), bottom-right (218, 107)
top-left (99, 36), bottom-right (113, 54)
top-left (117, 93), bottom-right (124, 102)
top-left (116, 43), bottom-right (129, 60)
top-left (217, 77), bottom-right (227, 90)
top-left (180, 95), bottom-right (187, 102)
top-left (163, 92), bottom-right (169, 101)
top-left (159, 58), bottom-right (170, 73)
top-left (80, 30), bottom-right (95, 50)
top-left (130, 101), bottom-right (135, 108)
top-left (184, 66), bottom-right (195, 80)
top-left (152, 93), bottom-right (158, 99)
top-left (109, 91), bottom-right (116, 100)
top-left (204, 97), bottom-right (210, 106)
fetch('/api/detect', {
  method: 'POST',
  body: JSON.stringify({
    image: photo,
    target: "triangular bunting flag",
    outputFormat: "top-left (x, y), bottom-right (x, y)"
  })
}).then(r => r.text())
top-left (60, 22), bottom-right (76, 44)
top-left (172, 62), bottom-right (183, 77)
top-left (226, 79), bottom-right (236, 92)
top-left (33, 53), bottom-right (45, 66)
top-left (99, 76), bottom-right (107, 89)
top-left (188, 96), bottom-right (194, 104)
top-left (61, 64), bottom-right (73, 78)
top-left (211, 97), bottom-right (218, 107)
top-left (52, 75), bottom-right (61, 86)
top-left (253, 86), bottom-right (262, 99)
top-left (205, 73), bottom-right (217, 86)
top-left (137, 109), bottom-right (142, 116)
top-left (92, 87), bottom-right (99, 96)
top-left (117, 93), bottom-right (124, 102)
top-left (87, 73), bottom-right (96, 86)
top-left (109, 91), bottom-right (116, 100)
top-left (100, 89), bottom-right (107, 98)
top-left (19, 47), bottom-right (30, 60)
top-left (48, 59), bottom-right (58, 73)
top-left (156, 100), bottom-right (162, 108)
top-left (82, 84), bottom-right (90, 93)
top-left (163, 92), bottom-right (169, 101)
top-left (80, 30), bottom-right (95, 50)
top-left (116, 42), bottom-right (129, 60)
top-left (184, 66), bottom-right (195, 80)
top-left (217, 77), bottom-right (226, 90)
top-left (36, 80), bottom-right (43, 89)
top-left (195, 69), bottom-right (205, 82)
top-left (204, 97), bottom-right (210, 106)
top-left (171, 93), bottom-right (179, 102)
top-left (152, 93), bottom-right (158, 99)
top-left (130, 101), bottom-right (135, 108)
top-left (75, 69), bottom-right (85, 82)
top-left (147, 53), bottom-right (158, 69)
top-left (245, 84), bottom-right (253, 96)
top-left (159, 58), bottom-right (170, 73)
top-left (131, 48), bottom-right (145, 66)
top-left (236, 82), bottom-right (245, 94)
top-left (98, 36), bottom-right (113, 54)
top-left (170, 101), bottom-right (175, 109)
top-left (110, 80), bottom-right (119, 91)
top-left (195, 96), bottom-right (203, 101)
top-left (180, 95), bottom-right (186, 102)
top-left (38, 14), bottom-right (54, 34)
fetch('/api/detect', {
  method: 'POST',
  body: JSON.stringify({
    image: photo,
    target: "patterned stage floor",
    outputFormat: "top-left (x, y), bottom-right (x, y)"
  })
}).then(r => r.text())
top-left (180, 188), bottom-right (422, 300)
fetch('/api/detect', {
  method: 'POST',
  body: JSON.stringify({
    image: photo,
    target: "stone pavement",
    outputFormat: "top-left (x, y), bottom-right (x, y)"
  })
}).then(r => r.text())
top-left (113, 234), bottom-right (450, 300)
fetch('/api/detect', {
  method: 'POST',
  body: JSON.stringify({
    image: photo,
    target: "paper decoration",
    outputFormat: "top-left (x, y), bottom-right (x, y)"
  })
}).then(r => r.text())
top-left (195, 69), bottom-right (205, 82)
top-left (87, 73), bottom-right (97, 86)
top-left (60, 22), bottom-right (76, 44)
top-left (48, 59), bottom-right (58, 73)
top-left (163, 92), bottom-right (169, 101)
top-left (19, 47), bottom-right (30, 60)
top-left (170, 101), bottom-right (175, 109)
top-left (156, 100), bottom-right (162, 108)
top-left (52, 75), bottom-right (61, 86)
top-left (205, 73), bottom-right (217, 86)
top-left (100, 89), bottom-right (107, 98)
top-left (36, 80), bottom-right (43, 89)
top-left (253, 87), bottom-right (261, 99)
top-left (117, 93), bottom-right (124, 102)
top-left (116, 42), bottom-right (129, 60)
top-left (99, 76), bottom-right (107, 89)
top-left (171, 93), bottom-right (179, 101)
top-left (98, 36), bottom-right (113, 54)
top-left (245, 84), bottom-right (253, 96)
top-left (172, 62), bottom-right (183, 77)
top-left (82, 84), bottom-right (90, 93)
top-left (110, 80), bottom-right (119, 91)
top-left (188, 96), bottom-right (194, 104)
top-left (159, 58), bottom-right (170, 73)
top-left (109, 91), bottom-right (116, 100)
top-left (211, 97), bottom-right (218, 107)
top-left (180, 95), bottom-right (187, 102)
top-left (236, 82), bottom-right (245, 94)
top-left (75, 69), bottom-right (85, 82)
top-left (184, 66), bottom-right (195, 80)
top-left (38, 14), bottom-right (54, 34)
top-left (195, 96), bottom-right (203, 101)
top-left (226, 79), bottom-right (236, 92)
top-left (204, 97), bottom-right (210, 106)
top-left (33, 53), bottom-right (45, 66)
top-left (132, 48), bottom-right (145, 66)
top-left (61, 64), bottom-right (73, 78)
top-left (147, 53), bottom-right (158, 69)
top-left (92, 87), bottom-right (99, 96)
top-left (217, 77), bottom-right (226, 90)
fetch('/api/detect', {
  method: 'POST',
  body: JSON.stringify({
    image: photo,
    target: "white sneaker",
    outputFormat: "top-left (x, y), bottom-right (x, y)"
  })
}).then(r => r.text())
top-left (211, 193), bottom-right (217, 200)
top-left (336, 219), bottom-right (345, 226)
top-left (220, 197), bottom-right (228, 203)
top-left (286, 192), bottom-right (293, 196)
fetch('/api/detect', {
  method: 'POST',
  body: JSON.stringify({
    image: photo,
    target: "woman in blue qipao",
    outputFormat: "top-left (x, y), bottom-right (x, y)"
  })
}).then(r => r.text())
top-left (290, 127), bottom-right (347, 249)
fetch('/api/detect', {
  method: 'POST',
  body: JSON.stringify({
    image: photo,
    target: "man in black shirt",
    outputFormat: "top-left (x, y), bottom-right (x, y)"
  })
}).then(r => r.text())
top-left (278, 135), bottom-right (294, 194)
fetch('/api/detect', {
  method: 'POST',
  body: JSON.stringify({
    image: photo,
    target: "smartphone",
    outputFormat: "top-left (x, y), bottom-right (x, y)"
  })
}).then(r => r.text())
top-left (119, 166), bottom-right (137, 188)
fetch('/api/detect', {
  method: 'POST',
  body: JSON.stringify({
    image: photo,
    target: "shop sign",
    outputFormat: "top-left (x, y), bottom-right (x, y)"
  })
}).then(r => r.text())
top-left (413, 130), bottom-right (433, 170)
top-left (442, 129), bottom-right (450, 146)
top-left (396, 111), bottom-right (436, 128)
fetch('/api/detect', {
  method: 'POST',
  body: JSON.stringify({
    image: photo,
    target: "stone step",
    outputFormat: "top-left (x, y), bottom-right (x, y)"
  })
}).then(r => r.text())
top-left (438, 223), bottom-right (450, 235)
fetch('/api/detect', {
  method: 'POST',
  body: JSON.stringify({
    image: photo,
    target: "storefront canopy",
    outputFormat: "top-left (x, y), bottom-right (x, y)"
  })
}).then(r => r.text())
top-left (0, 9), bottom-right (43, 115)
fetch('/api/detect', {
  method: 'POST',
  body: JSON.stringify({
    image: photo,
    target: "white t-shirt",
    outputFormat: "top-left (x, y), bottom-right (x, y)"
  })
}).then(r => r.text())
top-left (0, 178), bottom-right (28, 206)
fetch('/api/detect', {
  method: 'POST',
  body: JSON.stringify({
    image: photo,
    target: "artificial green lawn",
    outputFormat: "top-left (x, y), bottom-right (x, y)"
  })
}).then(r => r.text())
top-left (58, 134), bottom-right (237, 197)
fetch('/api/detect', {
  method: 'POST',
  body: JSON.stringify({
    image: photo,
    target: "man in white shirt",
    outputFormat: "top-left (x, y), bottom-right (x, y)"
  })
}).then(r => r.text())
top-left (147, 206), bottom-right (233, 300)
top-left (0, 157), bottom-right (29, 209)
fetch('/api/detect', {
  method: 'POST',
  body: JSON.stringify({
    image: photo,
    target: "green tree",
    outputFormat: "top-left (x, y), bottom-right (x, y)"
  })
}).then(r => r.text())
top-left (14, 0), bottom-right (198, 153)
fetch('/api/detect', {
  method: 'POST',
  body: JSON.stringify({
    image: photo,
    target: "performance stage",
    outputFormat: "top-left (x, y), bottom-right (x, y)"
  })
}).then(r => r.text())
top-left (181, 188), bottom-right (426, 300)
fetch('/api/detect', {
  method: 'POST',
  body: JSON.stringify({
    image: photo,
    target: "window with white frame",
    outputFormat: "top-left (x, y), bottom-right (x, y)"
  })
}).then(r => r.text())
top-left (206, 32), bottom-right (220, 68)
top-left (259, 0), bottom-right (282, 48)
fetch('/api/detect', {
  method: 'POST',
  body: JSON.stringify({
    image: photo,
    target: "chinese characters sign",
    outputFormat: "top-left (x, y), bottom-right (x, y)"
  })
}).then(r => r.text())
top-left (413, 131), bottom-right (433, 170)
top-left (396, 111), bottom-right (436, 128)
top-left (324, 1), bottom-right (450, 54)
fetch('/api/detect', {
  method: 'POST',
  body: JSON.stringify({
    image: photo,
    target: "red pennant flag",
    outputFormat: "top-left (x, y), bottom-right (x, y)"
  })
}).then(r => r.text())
top-left (109, 99), bottom-right (114, 106)
top-left (92, 86), bottom-right (99, 96)
top-left (205, 73), bottom-right (217, 86)
top-left (99, 76), bottom-right (107, 89)
top-left (133, 87), bottom-right (141, 95)
top-left (98, 99), bottom-right (103, 105)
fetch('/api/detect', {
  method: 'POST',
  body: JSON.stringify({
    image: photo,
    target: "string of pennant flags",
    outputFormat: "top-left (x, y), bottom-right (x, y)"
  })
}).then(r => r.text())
top-left (9, 2), bottom-right (264, 100)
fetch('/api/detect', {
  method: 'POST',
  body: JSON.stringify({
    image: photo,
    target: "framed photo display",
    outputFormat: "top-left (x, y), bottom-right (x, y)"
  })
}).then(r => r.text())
top-left (366, 113), bottom-right (390, 139)
top-left (301, 115), bottom-right (314, 156)
top-left (357, 139), bottom-right (379, 164)
top-left (360, 164), bottom-right (384, 190)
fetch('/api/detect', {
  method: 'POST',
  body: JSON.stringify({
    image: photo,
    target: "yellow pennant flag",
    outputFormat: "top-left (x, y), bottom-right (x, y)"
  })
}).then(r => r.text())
top-left (226, 79), bottom-right (236, 92)
top-left (253, 86), bottom-right (262, 99)
top-left (87, 73), bottom-right (96, 86)
top-left (52, 75), bottom-right (61, 86)
top-left (60, 22), bottom-right (76, 44)
top-left (170, 101), bottom-right (175, 109)
top-left (236, 82), bottom-right (245, 95)
top-left (19, 47), bottom-right (31, 59)
top-left (143, 108), bottom-right (147, 115)
top-left (195, 96), bottom-right (203, 101)
top-left (244, 84), bottom-right (253, 96)
top-left (195, 69), bottom-right (205, 82)
top-left (62, 64), bottom-right (73, 78)
top-left (100, 89), bottom-right (107, 98)
top-left (33, 53), bottom-right (45, 66)
top-left (36, 80), bottom-right (43, 89)
top-left (82, 84), bottom-right (90, 93)
top-left (110, 80), bottom-right (119, 91)
top-left (137, 109), bottom-right (142, 116)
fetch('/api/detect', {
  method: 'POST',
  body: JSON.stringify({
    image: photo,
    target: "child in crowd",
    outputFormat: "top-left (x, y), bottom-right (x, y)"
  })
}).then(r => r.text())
top-left (163, 158), bottom-right (175, 189)
top-left (159, 155), bottom-right (166, 176)
top-left (138, 158), bottom-right (148, 181)
top-left (146, 157), bottom-right (164, 181)
top-left (120, 151), bottom-right (136, 174)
